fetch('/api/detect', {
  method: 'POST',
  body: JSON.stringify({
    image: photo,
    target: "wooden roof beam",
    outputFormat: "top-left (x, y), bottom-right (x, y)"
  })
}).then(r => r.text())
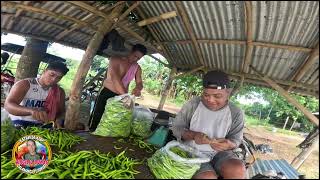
top-left (287, 43), bottom-right (319, 91)
top-left (175, 66), bottom-right (205, 79)
top-left (241, 1), bottom-right (254, 74)
top-left (2, 2), bottom-right (98, 30)
top-left (135, 8), bottom-right (175, 65)
top-left (250, 65), bottom-right (319, 126)
top-left (160, 40), bottom-right (312, 52)
top-left (137, 11), bottom-right (177, 27)
top-left (175, 1), bottom-right (205, 65)
top-left (55, 2), bottom-right (122, 40)
top-left (148, 55), bottom-right (169, 67)
top-left (1, 13), bottom-right (92, 37)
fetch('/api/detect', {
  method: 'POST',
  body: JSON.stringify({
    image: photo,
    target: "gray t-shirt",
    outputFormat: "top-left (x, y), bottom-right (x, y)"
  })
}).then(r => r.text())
top-left (170, 96), bottom-right (244, 148)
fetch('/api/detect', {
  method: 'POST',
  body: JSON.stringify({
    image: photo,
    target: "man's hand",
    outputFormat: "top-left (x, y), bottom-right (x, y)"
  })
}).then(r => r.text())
top-left (131, 88), bottom-right (141, 97)
top-left (210, 138), bottom-right (236, 152)
top-left (194, 132), bottom-right (211, 145)
top-left (31, 110), bottom-right (50, 123)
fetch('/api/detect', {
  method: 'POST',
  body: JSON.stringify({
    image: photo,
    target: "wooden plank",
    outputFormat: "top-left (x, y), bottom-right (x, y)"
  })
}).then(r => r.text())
top-left (175, 1), bottom-right (205, 65)
top-left (65, 3), bottom-right (125, 130)
top-left (137, 11), bottom-right (177, 27)
top-left (241, 1), bottom-right (254, 73)
top-left (2, 2), bottom-right (98, 30)
top-left (250, 65), bottom-right (319, 126)
top-left (252, 42), bottom-right (312, 53)
top-left (158, 67), bottom-right (177, 110)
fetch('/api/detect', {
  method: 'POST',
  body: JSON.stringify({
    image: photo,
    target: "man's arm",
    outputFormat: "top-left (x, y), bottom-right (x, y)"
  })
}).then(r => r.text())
top-left (132, 66), bottom-right (143, 96)
top-left (109, 57), bottom-right (126, 94)
top-left (4, 80), bottom-right (49, 122)
top-left (4, 80), bottom-right (33, 116)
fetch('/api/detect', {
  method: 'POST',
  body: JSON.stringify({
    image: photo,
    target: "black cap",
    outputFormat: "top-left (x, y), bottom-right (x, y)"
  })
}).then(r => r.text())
top-left (203, 70), bottom-right (230, 89)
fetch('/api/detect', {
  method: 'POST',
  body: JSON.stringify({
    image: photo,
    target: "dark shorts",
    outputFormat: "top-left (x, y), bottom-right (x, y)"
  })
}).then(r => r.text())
top-left (194, 150), bottom-right (244, 176)
top-left (88, 87), bottom-right (119, 131)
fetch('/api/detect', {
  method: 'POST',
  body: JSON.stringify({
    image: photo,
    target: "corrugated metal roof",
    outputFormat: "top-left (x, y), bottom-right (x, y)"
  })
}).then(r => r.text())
top-left (247, 159), bottom-right (301, 179)
top-left (1, 1), bottom-right (319, 97)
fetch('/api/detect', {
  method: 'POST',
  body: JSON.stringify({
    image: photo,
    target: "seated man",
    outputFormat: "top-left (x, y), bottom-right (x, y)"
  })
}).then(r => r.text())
top-left (88, 44), bottom-right (147, 131)
top-left (171, 70), bottom-right (246, 179)
top-left (4, 62), bottom-right (69, 129)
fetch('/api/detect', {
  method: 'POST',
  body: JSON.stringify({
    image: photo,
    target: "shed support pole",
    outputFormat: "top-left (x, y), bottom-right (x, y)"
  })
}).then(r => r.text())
top-left (64, 4), bottom-right (125, 130)
top-left (15, 38), bottom-right (48, 82)
top-left (291, 134), bottom-right (319, 170)
top-left (250, 66), bottom-right (319, 126)
top-left (158, 67), bottom-right (177, 110)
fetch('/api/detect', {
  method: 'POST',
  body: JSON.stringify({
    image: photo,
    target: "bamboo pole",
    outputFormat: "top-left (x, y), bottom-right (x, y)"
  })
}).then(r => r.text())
top-left (175, 66), bottom-right (205, 79)
top-left (250, 65), bottom-right (319, 126)
top-left (137, 11), bottom-right (177, 27)
top-left (242, 1), bottom-right (254, 74)
top-left (287, 43), bottom-right (319, 91)
top-left (135, 8), bottom-right (175, 65)
top-left (160, 40), bottom-right (312, 52)
top-left (64, 4), bottom-right (125, 130)
top-left (175, 1), bottom-right (205, 65)
top-left (158, 67), bottom-right (177, 110)
top-left (2, 2), bottom-right (98, 30)
top-left (55, 2), bottom-right (118, 40)
top-left (148, 55), bottom-right (169, 67)
top-left (291, 134), bottom-right (319, 169)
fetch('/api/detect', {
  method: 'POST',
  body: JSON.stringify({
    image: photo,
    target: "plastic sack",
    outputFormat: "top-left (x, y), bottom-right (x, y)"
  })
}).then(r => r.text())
top-left (1, 108), bottom-right (16, 153)
top-left (92, 94), bottom-right (134, 137)
top-left (147, 140), bottom-right (211, 179)
top-left (132, 106), bottom-right (154, 138)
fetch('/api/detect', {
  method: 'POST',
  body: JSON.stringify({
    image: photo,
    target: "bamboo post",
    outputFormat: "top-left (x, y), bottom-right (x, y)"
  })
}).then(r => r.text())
top-left (250, 65), bottom-right (319, 126)
top-left (291, 134), bottom-right (319, 169)
top-left (283, 116), bottom-right (290, 130)
top-left (64, 4), bottom-right (125, 130)
top-left (15, 38), bottom-right (48, 82)
top-left (158, 67), bottom-right (177, 110)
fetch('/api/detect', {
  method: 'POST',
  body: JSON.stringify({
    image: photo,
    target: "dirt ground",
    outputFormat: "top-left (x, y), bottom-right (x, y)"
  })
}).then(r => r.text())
top-left (78, 92), bottom-right (319, 179)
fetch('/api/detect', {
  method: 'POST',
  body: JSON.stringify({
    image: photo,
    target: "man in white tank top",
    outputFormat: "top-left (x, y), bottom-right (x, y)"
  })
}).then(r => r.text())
top-left (171, 70), bottom-right (246, 179)
top-left (4, 62), bottom-right (69, 129)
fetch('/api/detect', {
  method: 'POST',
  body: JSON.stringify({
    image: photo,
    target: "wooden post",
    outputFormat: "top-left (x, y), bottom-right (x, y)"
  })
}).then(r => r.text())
top-left (15, 38), bottom-right (48, 82)
top-left (283, 116), bottom-right (290, 130)
top-left (289, 118), bottom-right (298, 131)
top-left (291, 134), bottom-right (319, 169)
top-left (64, 4), bottom-right (125, 130)
top-left (158, 67), bottom-right (177, 110)
top-left (250, 65), bottom-right (319, 126)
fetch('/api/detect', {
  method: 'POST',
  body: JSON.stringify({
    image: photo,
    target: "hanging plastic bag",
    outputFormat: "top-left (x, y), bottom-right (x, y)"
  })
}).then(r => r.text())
top-left (1, 108), bottom-right (16, 153)
top-left (147, 140), bottom-right (211, 179)
top-left (92, 94), bottom-right (134, 137)
top-left (132, 106), bottom-right (154, 138)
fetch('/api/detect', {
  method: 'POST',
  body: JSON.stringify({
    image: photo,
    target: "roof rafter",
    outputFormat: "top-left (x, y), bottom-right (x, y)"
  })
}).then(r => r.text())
top-left (175, 1), bottom-right (205, 65)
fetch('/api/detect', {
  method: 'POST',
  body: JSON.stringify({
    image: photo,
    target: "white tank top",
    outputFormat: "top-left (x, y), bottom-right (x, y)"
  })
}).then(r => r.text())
top-left (185, 101), bottom-right (232, 158)
top-left (9, 78), bottom-right (50, 123)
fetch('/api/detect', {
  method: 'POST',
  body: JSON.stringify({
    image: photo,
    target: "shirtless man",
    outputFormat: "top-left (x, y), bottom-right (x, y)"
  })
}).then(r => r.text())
top-left (88, 44), bottom-right (147, 131)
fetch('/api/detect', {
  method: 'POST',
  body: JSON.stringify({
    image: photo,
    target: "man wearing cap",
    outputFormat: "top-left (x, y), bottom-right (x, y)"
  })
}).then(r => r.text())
top-left (171, 70), bottom-right (246, 179)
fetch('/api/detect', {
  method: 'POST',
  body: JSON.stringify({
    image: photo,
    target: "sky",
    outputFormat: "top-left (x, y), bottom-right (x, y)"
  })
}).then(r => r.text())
top-left (1, 33), bottom-right (164, 61)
